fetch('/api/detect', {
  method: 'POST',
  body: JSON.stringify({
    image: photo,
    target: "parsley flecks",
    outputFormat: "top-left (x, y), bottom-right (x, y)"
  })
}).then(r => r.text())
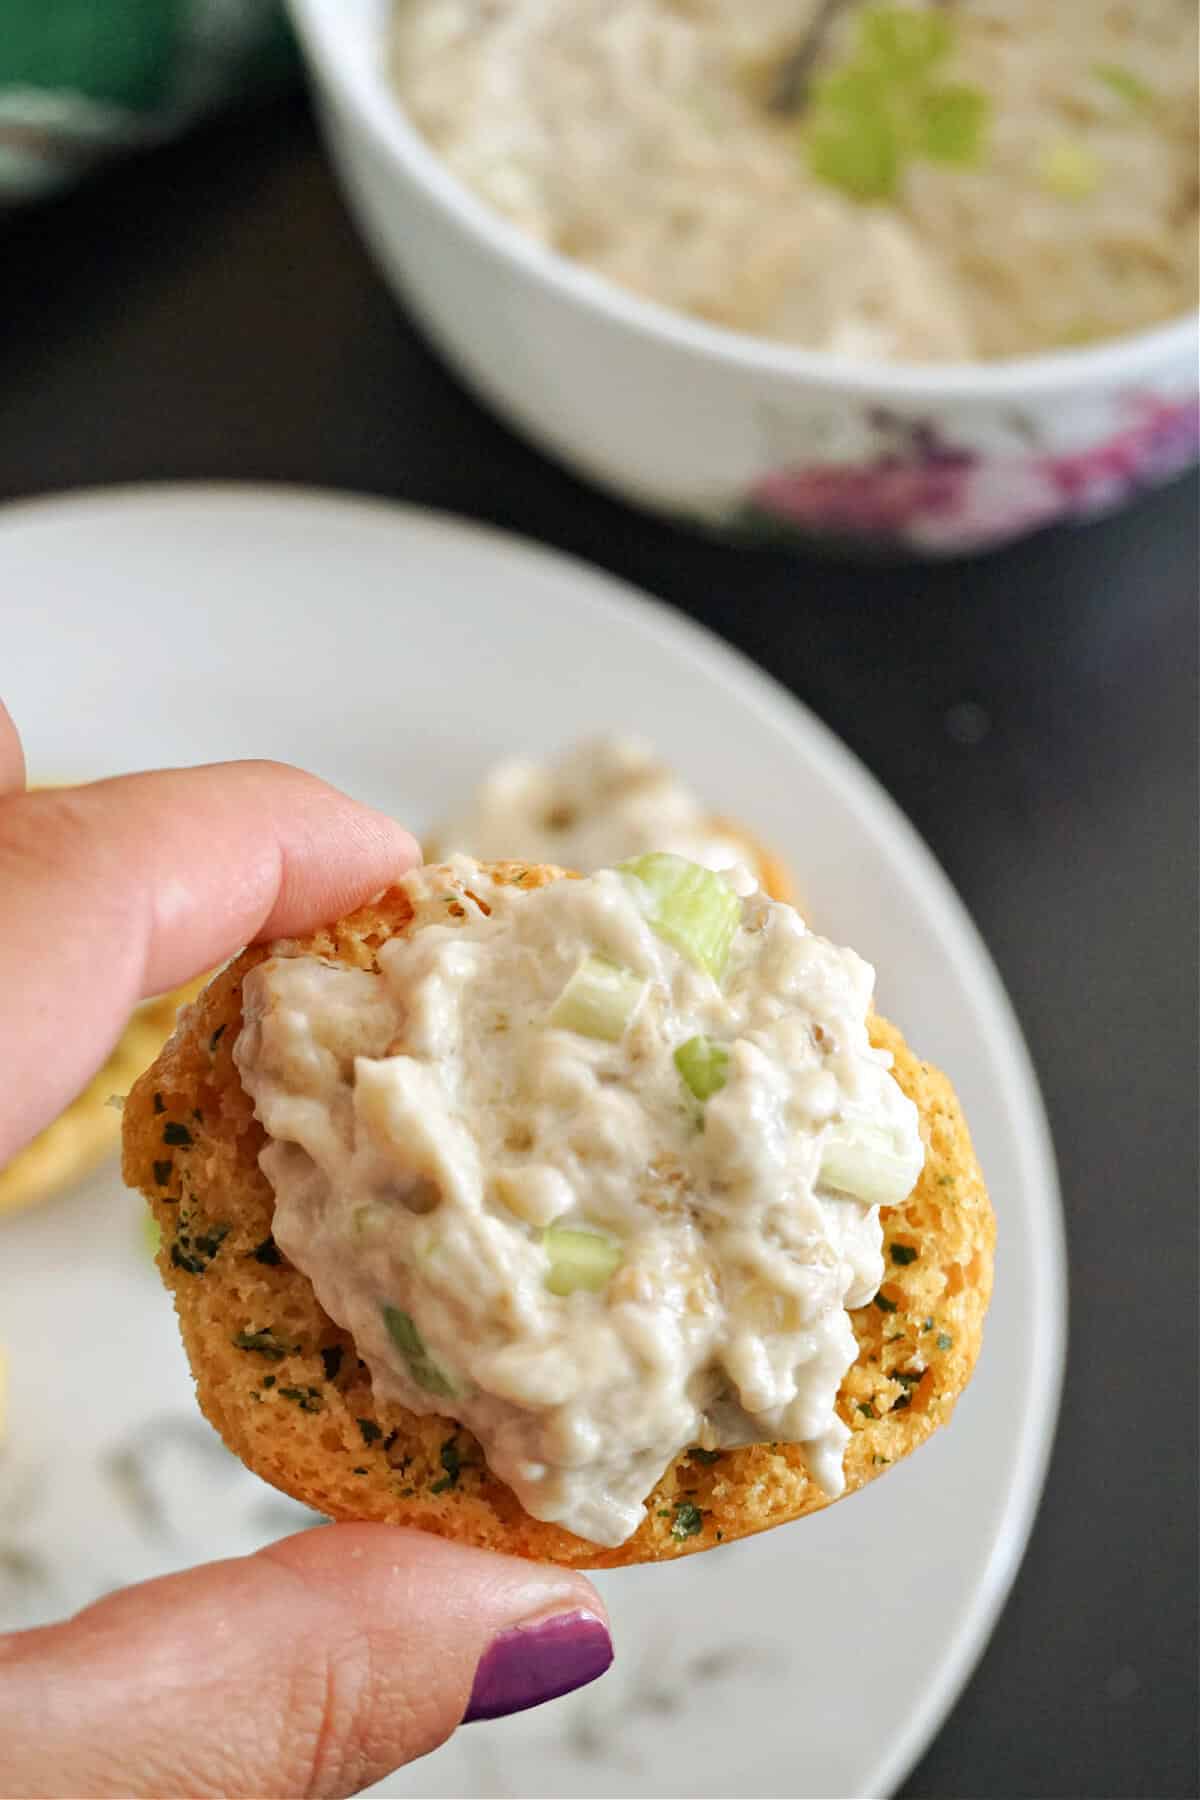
top-left (890, 1243), bottom-right (918, 1266)
top-left (153, 1092), bottom-right (165, 1114)
top-left (152, 1160), bottom-right (173, 1188)
top-left (857, 1401), bottom-right (878, 1419)
top-left (353, 1467), bottom-right (368, 1476)
top-left (170, 1215), bottom-right (228, 1276)
top-left (320, 1345), bottom-right (344, 1383)
top-left (430, 1437), bottom-right (463, 1494)
top-left (209, 1025), bottom-right (226, 1053)
top-left (690, 1447), bottom-right (722, 1465)
top-left (671, 1502), bottom-right (704, 1540)
top-left (356, 1418), bottom-right (383, 1446)
top-left (937, 1331), bottom-right (954, 1351)
top-left (278, 1386), bottom-right (323, 1413)
top-left (232, 1328), bottom-right (291, 1362)
top-left (874, 1292), bottom-right (898, 1314)
top-left (892, 1392), bottom-right (912, 1412)
top-left (162, 1121), bottom-right (193, 1148)
top-left (251, 1236), bottom-right (283, 1266)
top-left (894, 1370), bottom-right (922, 1387)
top-left (262, 1375), bottom-right (276, 1389)
top-left (806, 5), bottom-right (990, 202)
top-left (923, 1317), bottom-right (935, 1332)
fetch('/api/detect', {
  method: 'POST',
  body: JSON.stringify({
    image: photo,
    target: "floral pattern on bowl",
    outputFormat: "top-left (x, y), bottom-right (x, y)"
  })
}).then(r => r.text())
top-left (740, 392), bottom-right (1199, 554)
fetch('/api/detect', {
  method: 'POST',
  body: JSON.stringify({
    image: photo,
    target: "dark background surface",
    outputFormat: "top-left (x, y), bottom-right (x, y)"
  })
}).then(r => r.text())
top-left (2, 94), bottom-right (1197, 1800)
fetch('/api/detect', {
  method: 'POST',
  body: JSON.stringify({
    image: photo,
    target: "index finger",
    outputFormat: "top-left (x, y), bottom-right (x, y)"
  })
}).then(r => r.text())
top-left (0, 759), bottom-right (421, 1165)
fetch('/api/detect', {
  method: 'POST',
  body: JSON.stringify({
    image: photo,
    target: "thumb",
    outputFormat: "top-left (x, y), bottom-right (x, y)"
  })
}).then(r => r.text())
top-left (0, 1523), bottom-right (612, 1799)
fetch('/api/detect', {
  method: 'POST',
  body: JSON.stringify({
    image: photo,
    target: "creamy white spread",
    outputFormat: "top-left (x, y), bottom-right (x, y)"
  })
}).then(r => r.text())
top-left (433, 734), bottom-right (758, 877)
top-left (235, 858), bottom-right (923, 1547)
top-left (390, 0), bottom-right (1198, 361)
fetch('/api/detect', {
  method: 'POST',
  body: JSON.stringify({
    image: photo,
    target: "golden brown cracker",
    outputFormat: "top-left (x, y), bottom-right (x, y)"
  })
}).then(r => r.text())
top-left (123, 861), bottom-right (993, 1568)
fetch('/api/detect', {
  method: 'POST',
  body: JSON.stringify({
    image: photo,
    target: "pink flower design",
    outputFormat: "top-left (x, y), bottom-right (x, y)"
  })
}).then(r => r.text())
top-left (745, 392), bottom-right (1198, 552)
top-left (1042, 396), bottom-right (1200, 516)
top-left (750, 455), bottom-right (973, 538)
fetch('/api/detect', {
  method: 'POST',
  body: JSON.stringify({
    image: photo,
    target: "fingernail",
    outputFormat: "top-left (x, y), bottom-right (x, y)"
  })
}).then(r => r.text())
top-left (464, 1609), bottom-right (613, 1723)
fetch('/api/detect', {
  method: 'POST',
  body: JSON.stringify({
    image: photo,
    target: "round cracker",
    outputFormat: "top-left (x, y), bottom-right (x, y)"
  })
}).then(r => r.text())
top-left (122, 861), bottom-right (993, 1568)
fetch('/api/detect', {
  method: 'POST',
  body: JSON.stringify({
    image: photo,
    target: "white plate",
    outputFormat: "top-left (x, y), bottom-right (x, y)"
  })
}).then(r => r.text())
top-left (0, 485), bottom-right (1065, 1800)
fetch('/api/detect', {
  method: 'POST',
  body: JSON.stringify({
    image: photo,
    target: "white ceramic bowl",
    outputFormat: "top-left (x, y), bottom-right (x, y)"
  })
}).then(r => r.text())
top-left (287, 0), bottom-right (1199, 556)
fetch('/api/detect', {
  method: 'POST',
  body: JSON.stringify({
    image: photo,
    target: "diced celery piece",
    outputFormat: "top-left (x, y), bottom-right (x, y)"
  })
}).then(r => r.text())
top-left (1092, 62), bottom-right (1150, 108)
top-left (819, 1124), bottom-right (921, 1208)
top-left (352, 1202), bottom-right (392, 1241)
top-left (860, 5), bottom-right (952, 78)
top-left (618, 854), bottom-right (741, 981)
top-left (1037, 139), bottom-right (1101, 200)
top-left (674, 1035), bottom-right (730, 1102)
top-left (548, 955), bottom-right (645, 1041)
top-left (542, 1226), bottom-right (622, 1297)
top-left (382, 1304), bottom-right (462, 1398)
top-left (918, 84), bottom-right (990, 166)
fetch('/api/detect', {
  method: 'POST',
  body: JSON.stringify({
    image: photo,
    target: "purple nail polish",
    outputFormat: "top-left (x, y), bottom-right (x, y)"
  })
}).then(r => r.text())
top-left (464, 1610), bottom-right (613, 1723)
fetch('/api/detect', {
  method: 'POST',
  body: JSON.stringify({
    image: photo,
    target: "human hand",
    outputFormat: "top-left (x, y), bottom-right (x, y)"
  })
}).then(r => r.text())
top-left (0, 701), bottom-right (611, 1799)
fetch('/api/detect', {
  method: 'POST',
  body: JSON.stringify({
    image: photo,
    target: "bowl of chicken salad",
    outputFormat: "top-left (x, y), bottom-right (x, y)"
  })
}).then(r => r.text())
top-left (287, 0), bottom-right (1199, 553)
